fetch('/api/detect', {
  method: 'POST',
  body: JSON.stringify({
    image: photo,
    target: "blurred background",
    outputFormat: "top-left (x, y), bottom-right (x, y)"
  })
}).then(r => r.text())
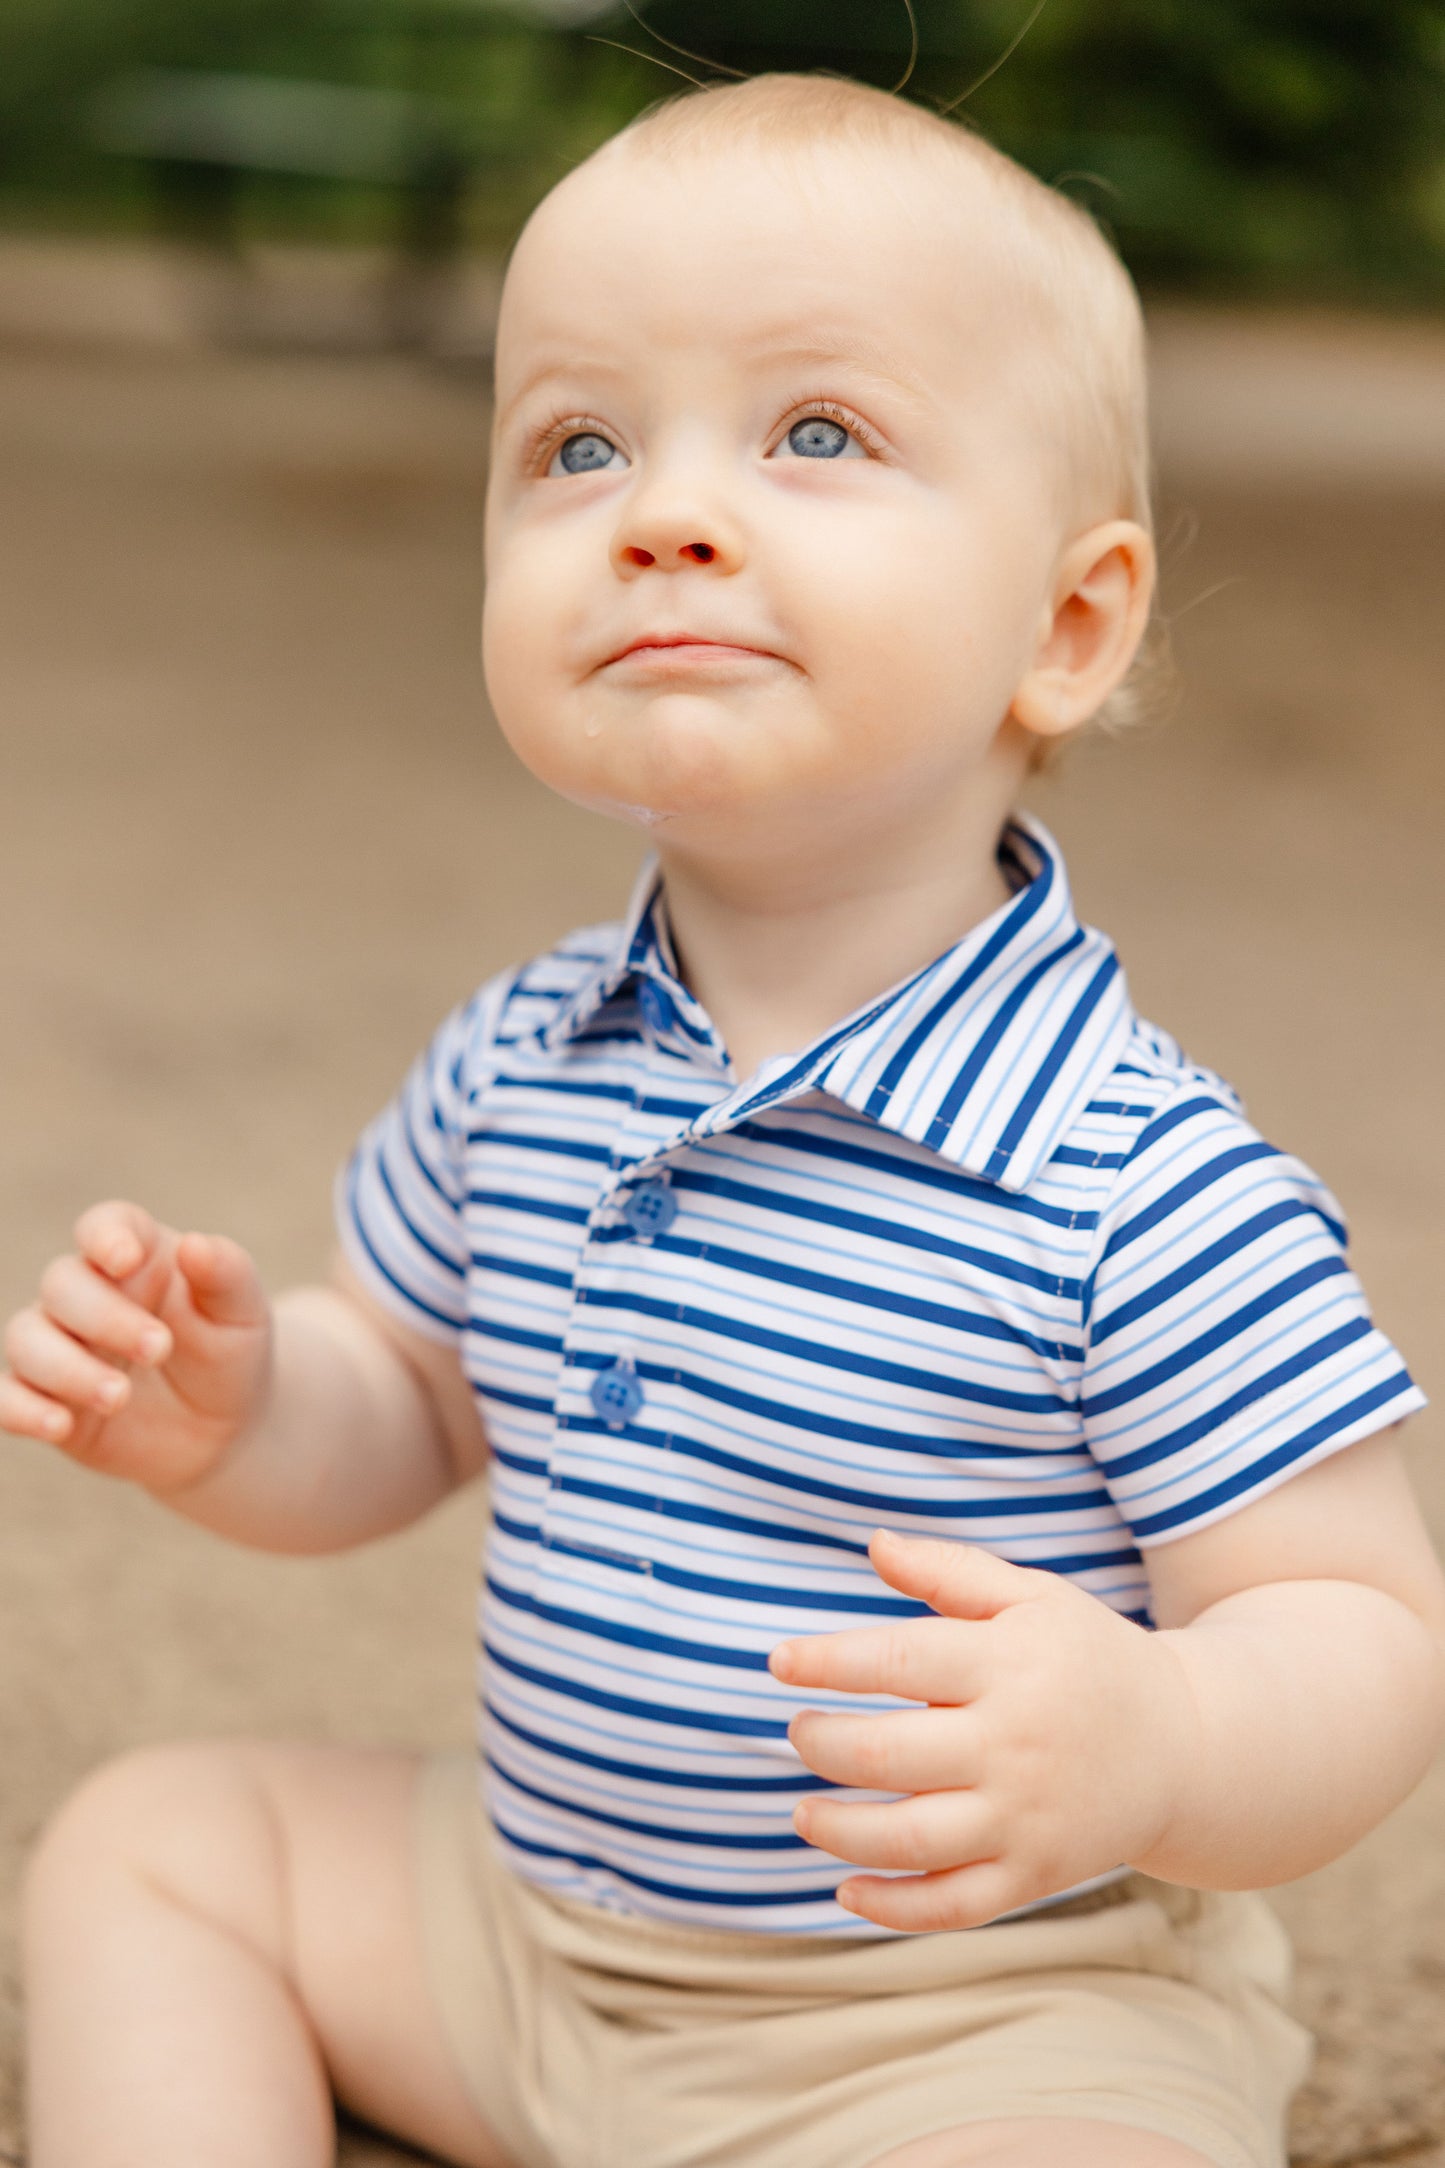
top-left (4, 0), bottom-right (1445, 305)
top-left (2, 4), bottom-right (1444, 2164)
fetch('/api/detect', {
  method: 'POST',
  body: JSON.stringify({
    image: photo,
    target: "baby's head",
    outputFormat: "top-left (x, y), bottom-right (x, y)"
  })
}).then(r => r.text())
top-left (482, 74), bottom-right (1155, 883)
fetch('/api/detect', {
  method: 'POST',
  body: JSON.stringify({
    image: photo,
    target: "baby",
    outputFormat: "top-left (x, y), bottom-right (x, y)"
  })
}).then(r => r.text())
top-left (4, 71), bottom-right (1443, 2168)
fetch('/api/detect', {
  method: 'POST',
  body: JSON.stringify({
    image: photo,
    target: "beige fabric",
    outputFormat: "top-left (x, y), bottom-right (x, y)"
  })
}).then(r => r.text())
top-left (414, 1753), bottom-right (1312, 2168)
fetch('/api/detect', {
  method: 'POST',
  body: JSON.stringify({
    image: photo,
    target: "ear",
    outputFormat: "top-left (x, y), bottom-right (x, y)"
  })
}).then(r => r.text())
top-left (1009, 519), bottom-right (1156, 745)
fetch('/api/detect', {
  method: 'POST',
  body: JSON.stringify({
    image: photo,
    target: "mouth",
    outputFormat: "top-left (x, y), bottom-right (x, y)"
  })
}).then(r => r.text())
top-left (601, 632), bottom-right (783, 670)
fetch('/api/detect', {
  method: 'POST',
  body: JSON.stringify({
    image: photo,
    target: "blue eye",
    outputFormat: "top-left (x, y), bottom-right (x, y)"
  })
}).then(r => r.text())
top-left (779, 416), bottom-right (864, 460)
top-left (552, 431), bottom-right (625, 477)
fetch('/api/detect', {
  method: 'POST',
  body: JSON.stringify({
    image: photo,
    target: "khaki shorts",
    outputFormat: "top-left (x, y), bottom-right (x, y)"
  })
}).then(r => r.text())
top-left (414, 1754), bottom-right (1311, 2168)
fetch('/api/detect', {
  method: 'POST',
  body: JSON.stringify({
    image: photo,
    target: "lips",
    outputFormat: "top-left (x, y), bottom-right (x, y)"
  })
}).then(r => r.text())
top-left (603, 631), bottom-right (779, 666)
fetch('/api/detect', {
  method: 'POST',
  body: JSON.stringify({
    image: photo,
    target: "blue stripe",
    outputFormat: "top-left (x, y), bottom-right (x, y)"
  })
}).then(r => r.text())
top-left (488, 1574), bottom-right (772, 1672)
top-left (1088, 1200), bottom-right (1324, 1343)
top-left (670, 1170), bottom-right (1081, 1297)
top-left (591, 1231), bottom-right (1076, 1361)
top-left (470, 1250), bottom-right (574, 1292)
top-left (530, 1527), bottom-right (929, 1616)
top-left (490, 1445), bottom-right (550, 1480)
top-left (399, 1094), bottom-right (459, 1213)
top-left (483, 1638), bottom-right (792, 1737)
top-left (728, 1119), bottom-right (1099, 1231)
top-left (491, 1074), bottom-right (709, 1123)
top-left (1095, 1141), bottom-right (1280, 1265)
top-left (343, 1160), bottom-right (463, 1334)
top-left (864, 847), bottom-right (1055, 1112)
top-left (474, 1319), bottom-right (564, 1357)
top-left (563, 1350), bottom-right (1066, 1450)
top-left (986, 949), bottom-right (1119, 1172)
top-left (1128, 1374), bottom-right (1416, 1538)
top-left (924, 929), bottom-right (1086, 1151)
top-left (552, 1417), bottom-right (1104, 1519)
top-left (1115, 1090), bottom-right (1229, 1169)
top-left (483, 1382), bottom-right (556, 1418)
top-left (468, 1189), bottom-right (592, 1227)
top-left (491, 1764), bottom-right (812, 1850)
top-left (1048, 1145), bottom-right (1128, 1170)
top-left (1083, 1258), bottom-right (1352, 1415)
top-left (1097, 1319), bottom-right (1375, 1477)
top-left (527, 1480), bottom-right (868, 1559)
top-left (492, 1821), bottom-right (844, 1907)
top-left (496, 1511), bottom-right (1140, 1606)
top-left (467, 1128), bottom-right (615, 1164)
top-left (485, 1699), bottom-right (833, 1792)
top-left (375, 1146), bottom-right (465, 1281)
top-left (575, 1287), bottom-right (1071, 1417)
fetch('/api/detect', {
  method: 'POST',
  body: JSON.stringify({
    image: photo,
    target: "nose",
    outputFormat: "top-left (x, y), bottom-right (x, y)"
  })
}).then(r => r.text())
top-left (609, 454), bottom-right (744, 577)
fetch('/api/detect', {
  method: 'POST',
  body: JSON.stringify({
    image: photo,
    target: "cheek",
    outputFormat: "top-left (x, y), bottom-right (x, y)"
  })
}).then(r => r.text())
top-left (482, 554), bottom-right (566, 738)
top-left (767, 523), bottom-right (988, 755)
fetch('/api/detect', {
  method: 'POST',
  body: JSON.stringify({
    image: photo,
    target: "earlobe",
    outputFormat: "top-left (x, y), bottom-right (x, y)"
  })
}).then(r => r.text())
top-left (1010, 519), bottom-right (1156, 743)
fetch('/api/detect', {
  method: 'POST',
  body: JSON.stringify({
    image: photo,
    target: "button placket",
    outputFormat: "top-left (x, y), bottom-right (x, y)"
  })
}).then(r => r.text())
top-left (543, 1062), bottom-right (695, 1577)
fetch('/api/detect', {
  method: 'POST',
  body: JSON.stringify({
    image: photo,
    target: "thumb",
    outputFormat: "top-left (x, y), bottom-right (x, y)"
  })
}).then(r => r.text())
top-left (867, 1529), bottom-right (1046, 1620)
top-left (173, 1233), bottom-right (269, 1331)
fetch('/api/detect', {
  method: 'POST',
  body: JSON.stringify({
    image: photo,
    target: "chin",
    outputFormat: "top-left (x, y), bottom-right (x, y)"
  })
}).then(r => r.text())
top-left (544, 716), bottom-right (774, 822)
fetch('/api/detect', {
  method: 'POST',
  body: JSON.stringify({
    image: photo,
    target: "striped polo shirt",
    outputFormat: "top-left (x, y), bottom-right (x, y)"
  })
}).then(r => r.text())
top-left (339, 815), bottom-right (1423, 1932)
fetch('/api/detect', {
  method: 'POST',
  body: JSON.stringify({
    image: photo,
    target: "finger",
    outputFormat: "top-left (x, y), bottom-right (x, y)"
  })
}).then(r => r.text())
top-left (0, 1372), bottom-right (76, 1444)
top-left (835, 1859), bottom-right (1022, 1934)
top-left (3, 1307), bottom-right (132, 1417)
top-left (37, 1255), bottom-right (173, 1367)
top-left (867, 1529), bottom-right (1049, 1619)
top-left (789, 1705), bottom-right (978, 1794)
top-left (73, 1201), bottom-right (166, 1284)
top-left (796, 1789), bottom-right (996, 1875)
top-left (174, 1234), bottom-right (268, 1331)
top-left (770, 1616), bottom-right (980, 1705)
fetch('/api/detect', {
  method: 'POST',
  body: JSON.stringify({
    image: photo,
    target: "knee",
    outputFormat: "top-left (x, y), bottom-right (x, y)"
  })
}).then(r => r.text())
top-left (22, 1741), bottom-right (280, 1933)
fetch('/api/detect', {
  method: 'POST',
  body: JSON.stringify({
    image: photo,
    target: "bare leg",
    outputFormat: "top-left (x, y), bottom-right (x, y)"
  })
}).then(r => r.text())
top-left (866, 2122), bottom-right (1220, 2167)
top-left (22, 1740), bottom-right (513, 2168)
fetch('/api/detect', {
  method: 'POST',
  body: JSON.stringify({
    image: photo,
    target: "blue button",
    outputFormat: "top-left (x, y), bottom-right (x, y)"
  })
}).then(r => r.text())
top-left (623, 1181), bottom-right (678, 1239)
top-left (590, 1362), bottom-right (644, 1428)
top-left (638, 980), bottom-right (674, 1033)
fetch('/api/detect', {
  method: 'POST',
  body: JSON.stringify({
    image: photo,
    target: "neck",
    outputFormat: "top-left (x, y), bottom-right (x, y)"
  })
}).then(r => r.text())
top-left (656, 791), bottom-right (1021, 1086)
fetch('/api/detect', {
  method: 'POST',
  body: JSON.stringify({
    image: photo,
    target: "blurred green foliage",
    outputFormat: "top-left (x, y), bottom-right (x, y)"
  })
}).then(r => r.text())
top-left (2, 0), bottom-right (1444, 297)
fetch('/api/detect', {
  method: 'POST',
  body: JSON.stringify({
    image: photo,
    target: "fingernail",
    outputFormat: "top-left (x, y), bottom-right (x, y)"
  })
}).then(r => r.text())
top-left (138, 1326), bottom-right (170, 1363)
top-left (44, 1408), bottom-right (70, 1439)
top-left (105, 1244), bottom-right (139, 1277)
top-left (95, 1376), bottom-right (128, 1410)
top-left (770, 1644), bottom-right (795, 1679)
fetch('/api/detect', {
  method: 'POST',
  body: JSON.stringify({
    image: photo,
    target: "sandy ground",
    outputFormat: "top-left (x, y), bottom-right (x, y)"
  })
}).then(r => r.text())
top-left (0, 258), bottom-right (1443, 2165)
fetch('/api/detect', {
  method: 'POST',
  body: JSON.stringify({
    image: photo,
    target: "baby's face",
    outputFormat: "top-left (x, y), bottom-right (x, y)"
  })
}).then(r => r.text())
top-left (483, 139), bottom-right (1069, 864)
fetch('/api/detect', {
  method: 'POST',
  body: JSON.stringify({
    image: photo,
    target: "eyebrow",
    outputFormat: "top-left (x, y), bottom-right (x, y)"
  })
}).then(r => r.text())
top-left (495, 327), bottom-right (936, 435)
top-left (495, 355), bottom-right (631, 435)
top-left (735, 327), bottom-right (936, 406)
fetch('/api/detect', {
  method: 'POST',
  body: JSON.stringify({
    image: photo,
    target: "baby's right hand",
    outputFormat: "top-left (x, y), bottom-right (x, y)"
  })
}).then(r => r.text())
top-left (0, 1202), bottom-right (272, 1494)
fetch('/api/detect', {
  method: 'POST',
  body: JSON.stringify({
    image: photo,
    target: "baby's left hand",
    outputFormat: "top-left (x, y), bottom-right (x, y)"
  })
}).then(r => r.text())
top-left (769, 1529), bottom-right (1198, 1930)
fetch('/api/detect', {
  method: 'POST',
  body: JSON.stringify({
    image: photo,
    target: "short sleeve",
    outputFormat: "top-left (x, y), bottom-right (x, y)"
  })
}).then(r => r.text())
top-left (335, 982), bottom-right (506, 1345)
top-left (1080, 1087), bottom-right (1426, 1545)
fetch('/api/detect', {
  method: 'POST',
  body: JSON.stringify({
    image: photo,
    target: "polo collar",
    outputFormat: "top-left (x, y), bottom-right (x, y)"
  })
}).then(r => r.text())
top-left (540, 815), bottom-right (1135, 1194)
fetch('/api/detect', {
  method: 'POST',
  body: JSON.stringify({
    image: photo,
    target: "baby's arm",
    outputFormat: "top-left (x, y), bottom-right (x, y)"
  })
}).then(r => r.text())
top-left (773, 1430), bottom-right (1445, 1930)
top-left (0, 1201), bottom-right (485, 1553)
